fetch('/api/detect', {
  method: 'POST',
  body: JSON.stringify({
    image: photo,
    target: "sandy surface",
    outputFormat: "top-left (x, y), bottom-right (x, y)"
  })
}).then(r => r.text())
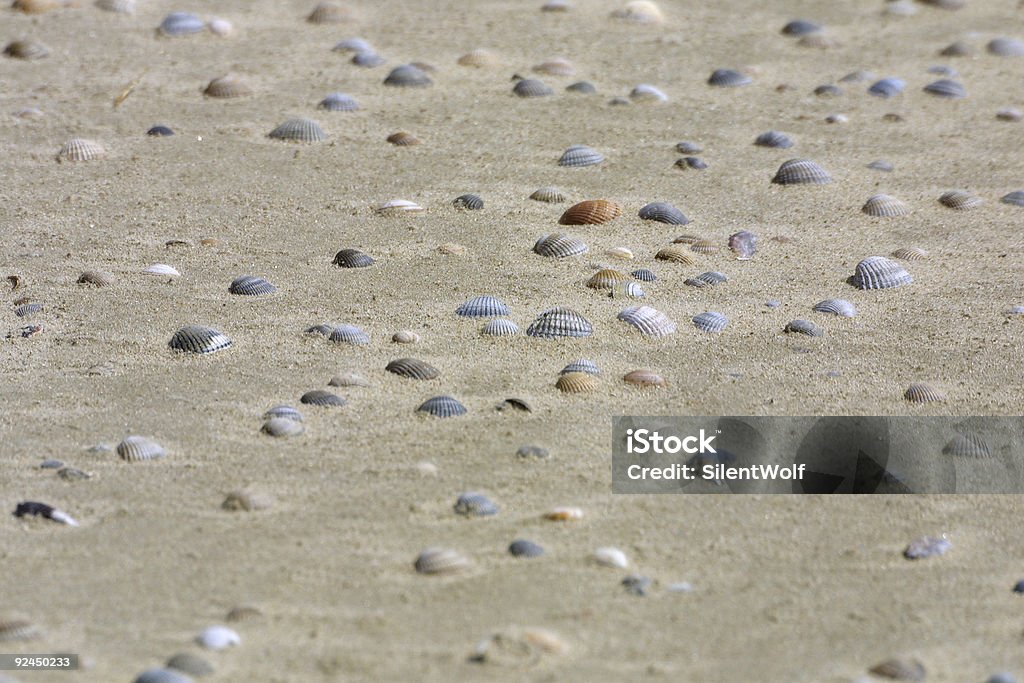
top-left (2, 0), bottom-right (1024, 680)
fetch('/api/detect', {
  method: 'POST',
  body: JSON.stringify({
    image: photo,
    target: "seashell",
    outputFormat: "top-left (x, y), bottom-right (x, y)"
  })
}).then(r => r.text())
top-left (414, 547), bottom-right (471, 575)
top-left (208, 18), bottom-right (233, 36)
top-left (328, 324), bottom-right (370, 345)
top-left (559, 199), bottom-right (623, 225)
top-left (57, 466), bottom-right (91, 481)
top-left (904, 382), bottom-right (945, 403)
top-left (707, 68), bottom-right (752, 87)
top-left (918, 0), bottom-right (964, 8)
top-left (692, 311), bottom-right (728, 333)
top-left (329, 372), bottom-right (370, 387)
top-left (12, 0), bottom-right (63, 11)
top-left (882, 113), bottom-right (905, 123)
top-left (840, 70), bottom-right (875, 83)
top-left (938, 190), bottom-right (982, 210)
top-left (611, 280), bottom-right (645, 298)
top-left (261, 417), bottom-right (304, 437)
top-left (454, 492), bottom-right (498, 517)
top-left (264, 405), bottom-right (303, 422)
top-left (453, 193), bottom-right (483, 210)
top-left (988, 38), bottom-right (1024, 57)
top-left (606, 246), bottom-right (634, 260)
top-left (655, 245), bottom-right (696, 265)
top-left (158, 12), bottom-right (205, 37)
top-left (630, 84), bottom-right (668, 102)
top-left (566, 80), bottom-right (597, 94)
top-left (169, 325), bottom-right (231, 354)
top-left (674, 155), bottom-right (708, 171)
top-left (542, 0), bottom-right (571, 11)
top-left (812, 299), bottom-right (857, 317)
top-left (166, 652), bottom-right (214, 677)
top-left (226, 605), bottom-right (263, 622)
top-left (927, 65), bottom-right (957, 77)
top-left (684, 271), bottom-right (728, 288)
top-left (481, 319), bottom-right (520, 336)
top-left (196, 625), bottom-right (240, 650)
top-left (117, 435), bottom-right (167, 462)
top-left (417, 396), bottom-right (467, 417)
top-left (561, 359), bottom-right (599, 375)
top-left (690, 240), bottom-right (718, 254)
top-left (306, 323), bottom-right (334, 337)
top-left (868, 77), bottom-right (905, 98)
top-left (676, 141), bottom-right (702, 154)
top-left (386, 358), bottom-right (440, 380)
top-left (133, 669), bottom-right (194, 683)
top-left (457, 48), bottom-right (499, 67)
top-left (544, 506), bottom-right (583, 521)
top-left (57, 138), bottom-right (105, 162)
top-left (222, 489), bottom-right (274, 511)
top-left (555, 371), bottom-right (599, 393)
top-left (515, 445), bottom-right (547, 459)
top-left (387, 131), bottom-right (420, 146)
top-left (147, 125), bottom-right (174, 137)
top-left (593, 547), bottom-right (629, 568)
top-left (439, 242), bottom-right (466, 255)
top-left (533, 58), bottom-right (575, 76)
top-left (456, 295), bottom-right (510, 318)
top-left (229, 275), bottom-right (276, 296)
top-left (268, 118), bottom-right (327, 143)
top-left (96, 0), bottom-right (136, 13)
top-left (728, 231), bottom-right (758, 260)
top-left (332, 248), bottom-right (374, 268)
top-left (771, 158), bottom-right (832, 185)
top-left (3, 40), bottom-right (49, 60)
top-left (638, 201), bottom-right (688, 225)
top-left (943, 431), bottom-right (992, 458)
top-left (891, 247), bottom-right (928, 261)
top-left (923, 79), bottom-right (966, 98)
top-left (376, 199), bottom-right (424, 215)
top-left (617, 305), bottom-right (676, 337)
top-left (143, 263), bottom-right (180, 277)
top-left (533, 232), bottom-right (588, 258)
top-left (851, 256), bottom-right (912, 290)
top-left (869, 657), bottom-right (927, 680)
top-left (754, 131), bottom-right (793, 149)
top-left (798, 34), bottom-right (841, 49)
top-left (610, 1), bottom-right (663, 23)
top-left (351, 51), bottom-right (386, 67)
top-left (529, 187), bottom-right (566, 203)
top-left (333, 37), bottom-right (374, 53)
top-left (14, 303), bottom-right (42, 317)
top-left (867, 159), bottom-right (894, 172)
top-left (1000, 191), bottom-right (1024, 207)
top-left (586, 269), bottom-right (628, 290)
top-left (526, 307), bottom-right (593, 338)
top-left (623, 369), bottom-right (667, 387)
top-left (497, 398), bottom-right (532, 413)
top-left (814, 84), bottom-right (843, 97)
top-left (204, 75), bottom-right (252, 99)
top-left (509, 539), bottom-right (545, 557)
top-left (384, 64), bottom-right (432, 87)
top-left (862, 194), bottom-right (910, 217)
top-left (784, 319), bottom-right (823, 336)
top-left (511, 77), bottom-right (553, 98)
top-left (318, 92), bottom-right (359, 111)
top-left (307, 2), bottom-right (352, 24)
top-left (558, 144), bottom-right (604, 167)
top-left (997, 108), bottom-right (1023, 122)
top-left (939, 40), bottom-right (972, 57)
top-left (300, 389), bottom-right (346, 407)
top-left (392, 330), bottom-right (420, 344)
top-left (782, 19), bottom-right (821, 35)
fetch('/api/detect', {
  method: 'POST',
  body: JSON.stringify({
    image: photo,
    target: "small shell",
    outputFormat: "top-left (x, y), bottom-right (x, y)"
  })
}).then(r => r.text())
top-left (869, 657), bottom-right (927, 680)
top-left (813, 299), bottom-right (857, 317)
top-left (606, 246), bottom-right (634, 260)
top-left (630, 84), bottom-right (667, 102)
top-left (617, 305), bottom-right (677, 337)
top-left (684, 271), bottom-right (728, 288)
top-left (544, 506), bottom-right (583, 521)
top-left (318, 92), bottom-right (359, 111)
top-left (147, 125), bottom-right (174, 137)
top-left (414, 547), bottom-right (472, 575)
top-left (143, 263), bottom-right (180, 277)
top-left (630, 268), bottom-right (657, 282)
top-left (728, 231), bottom-right (758, 260)
top-left (376, 199), bottom-right (424, 215)
top-left (509, 539), bottom-right (545, 557)
top-left (692, 311), bottom-right (728, 333)
top-left (676, 140), bottom-right (702, 154)
top-left (867, 159), bottom-right (894, 172)
top-left (417, 396), bottom-right (467, 417)
top-left (1000, 191), bottom-right (1024, 207)
top-left (328, 372), bottom-right (370, 387)
top-left (307, 2), bottom-right (352, 24)
top-left (3, 40), bottom-right (49, 60)
top-left (498, 399), bottom-right (532, 413)
top-left (264, 405), bottom-right (303, 422)
top-left (623, 369), bottom-right (667, 387)
top-left (558, 144), bottom-right (604, 167)
top-left (566, 80), bottom-right (597, 94)
top-left (891, 247), bottom-right (929, 261)
top-left (655, 245), bottom-right (696, 265)
top-left (559, 199), bottom-right (623, 225)
top-left (261, 417), bottom-right (304, 437)
top-left (133, 669), bottom-right (193, 683)
top-left (453, 193), bottom-right (483, 210)
top-left (923, 79), bottom-right (966, 98)
top-left (862, 194), bottom-right (910, 217)
top-left (204, 75), bottom-right (252, 98)
top-left (533, 232), bottom-right (588, 258)
top-left (454, 492), bottom-right (498, 517)
top-left (96, 0), bottom-right (135, 12)
top-left (784, 319), bottom-right (823, 336)
top-left (158, 12), bottom-right (205, 37)
top-left (457, 48), bottom-right (499, 67)
top-left (456, 295), bottom-right (510, 318)
top-left (332, 248), bottom-right (374, 268)
top-left (333, 37), bottom-right (373, 53)
top-left (675, 156), bottom-right (708, 170)
top-left (222, 489), bottom-right (274, 511)
top-left (268, 118), bottom-right (327, 143)
top-left (942, 432), bottom-right (992, 458)
top-left (207, 18), bottom-right (233, 36)
top-left (117, 435), bottom-right (167, 462)
top-left (988, 38), bottom-right (1024, 57)
top-left (14, 303), bottom-right (42, 317)
top-left (351, 51), bottom-right (386, 68)
top-left (771, 158), bottom-right (832, 185)
top-left (530, 187), bottom-right (566, 203)
top-left (165, 653), bottom-right (214, 677)
top-left (638, 201), bottom-right (688, 225)
top-left (386, 358), bottom-right (440, 380)
top-left (439, 242), bottom-right (466, 255)
top-left (384, 64), bottom-right (432, 87)
top-left (852, 256), bottom-right (912, 290)
top-left (754, 131), bottom-right (793, 149)
top-left (329, 324), bottom-right (370, 345)
top-left (561, 359), bottom-right (600, 375)
top-left (195, 625), bottom-right (240, 650)
top-left (593, 547), bottom-right (629, 568)
top-left (169, 325), bottom-right (232, 354)
top-left (868, 77), bottom-right (906, 98)
top-left (707, 68), bottom-right (752, 87)
top-left (610, 0), bottom-right (663, 23)
top-left (526, 307), bottom-right (593, 338)
top-left (481, 319), bottom-right (520, 336)
top-left (533, 58), bottom-right (575, 76)
top-left (904, 383), bottom-right (945, 403)
top-left (515, 445), bottom-right (547, 458)
top-left (387, 131), bottom-right (420, 146)
top-left (542, 0), bottom-right (571, 11)
top-left (300, 389), bottom-right (346, 407)
top-left (940, 40), bottom-right (973, 56)
top-left (586, 269), bottom-right (628, 290)
top-left (556, 371), bottom-right (599, 393)
top-left (57, 138), bottom-right (105, 162)
top-left (228, 275), bottom-right (277, 296)
top-left (689, 240), bottom-right (719, 254)
top-left (392, 330), bottom-right (420, 344)
top-left (610, 279), bottom-right (646, 298)
top-left (938, 190), bottom-right (983, 210)
top-left (814, 84), bottom-right (843, 97)
top-left (781, 19), bottom-right (821, 35)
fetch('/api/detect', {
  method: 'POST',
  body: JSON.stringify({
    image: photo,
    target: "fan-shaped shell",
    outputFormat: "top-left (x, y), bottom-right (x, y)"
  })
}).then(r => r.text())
top-left (754, 130), bottom-right (793, 148)
top-left (923, 79), bottom-right (966, 98)
top-left (630, 268), bottom-right (656, 282)
top-left (453, 193), bottom-right (483, 210)
top-left (532, 58), bottom-right (575, 76)
top-left (329, 372), bottom-right (370, 387)
top-left (558, 144), bottom-right (604, 167)
top-left (586, 269), bottom-right (628, 290)
top-left (78, 270), bottom-right (115, 287)
top-left (692, 311), bottom-right (728, 333)
top-left (529, 187), bottom-right (566, 203)
top-left (630, 84), bottom-right (667, 102)
top-left (318, 92), bottom-right (359, 111)
top-left (387, 131), bottom-right (420, 146)
top-left (3, 40), bottom-right (49, 60)
top-left (606, 246), bottom-right (633, 260)
top-left (300, 390), bottom-right (346, 407)
top-left (862, 194), bottom-right (910, 217)
top-left (1001, 191), bottom-right (1024, 207)
top-left (481, 319), bottom-right (519, 336)
top-left (988, 37), bottom-right (1024, 57)
top-left (117, 435), bottom-right (167, 462)
top-left (690, 240), bottom-right (719, 254)
top-left (610, 1), bottom-right (664, 23)
top-left (415, 547), bottom-right (471, 574)
top-left (939, 40), bottom-right (972, 56)
top-left (812, 299), bottom-right (857, 317)
top-left (784, 319), bottom-right (823, 336)
top-left (14, 303), bottom-right (42, 317)
top-left (684, 271), bottom-right (728, 288)
top-left (938, 190), bottom-right (982, 210)
top-left (943, 432), bottom-right (992, 458)
top-left (329, 324), bottom-right (370, 345)
top-left (263, 405), bottom-right (303, 421)
top-left (868, 77), bottom-right (905, 98)
top-left (268, 118), bottom-right (326, 142)
top-left (351, 51), bottom-right (385, 67)
top-left (333, 248), bottom-right (374, 268)
top-left (386, 358), bottom-right (440, 380)
top-left (457, 48), bottom-right (499, 67)
top-left (638, 201), bottom-right (688, 225)
top-left (376, 199), bottom-right (424, 215)
top-left (904, 383), bottom-right (945, 403)
top-left (333, 37), bottom-right (373, 53)
top-left (158, 12), bottom-right (205, 36)
top-left (623, 369), bottom-right (667, 387)
top-left (655, 245), bottom-right (696, 265)
top-left (556, 372), bottom-right (599, 393)
top-left (261, 417), bottom-right (303, 437)
top-left (558, 199), bottom-right (622, 225)
top-left (417, 395), bottom-right (467, 417)
top-left (617, 305), bottom-right (676, 337)
top-left (57, 138), bottom-right (105, 162)
top-left (526, 307), bottom-right (593, 338)
top-left (509, 539), bottom-right (545, 557)
top-left (204, 75), bottom-right (252, 98)
top-left (456, 295), bottom-right (510, 318)
top-left (454, 492), bottom-right (498, 517)
top-left (169, 325), bottom-right (232, 354)
top-left (771, 158), bottom-right (832, 185)
top-left (566, 80), bottom-right (596, 94)
top-left (728, 231), bottom-right (757, 260)
top-left (307, 2), bottom-right (352, 24)
top-left (708, 68), bottom-right (752, 87)
top-left (891, 247), bottom-right (928, 261)
top-left (384, 64), bottom-right (432, 87)
top-left (851, 256), bottom-right (911, 290)
top-left (143, 263), bottom-right (180, 277)
top-left (228, 275), bottom-right (276, 296)
top-left (533, 233), bottom-right (588, 258)
top-left (561, 359), bottom-right (599, 375)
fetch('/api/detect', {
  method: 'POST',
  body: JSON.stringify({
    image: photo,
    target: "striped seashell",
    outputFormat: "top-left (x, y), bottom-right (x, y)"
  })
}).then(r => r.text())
top-left (566, 80), bottom-right (596, 94)
top-left (939, 40), bottom-right (972, 57)
top-left (228, 275), bottom-right (276, 296)
top-left (868, 77), bottom-right (905, 98)
top-left (481, 319), bottom-right (520, 336)
top-left (606, 246), bottom-right (634, 260)
top-left (904, 382), bottom-right (945, 403)
top-left (3, 40), bottom-right (49, 60)
top-left (852, 256), bottom-right (911, 290)
top-left (169, 325), bottom-right (231, 354)
top-left (630, 84), bottom-right (668, 102)
top-left (782, 19), bottom-right (821, 35)
top-left (165, 652), bottom-right (214, 677)
top-left (204, 75), bottom-right (252, 98)
top-left (675, 156), bottom-right (708, 170)
top-left (332, 248), bottom-right (374, 267)
top-left (728, 231), bottom-right (757, 260)
top-left (392, 330), bottom-right (420, 344)
top-left (117, 435), bottom-right (166, 462)
top-left (77, 270), bottom-right (115, 286)
top-left (891, 247), bottom-right (928, 261)
top-left (708, 68), bottom-right (752, 87)
top-left (143, 263), bottom-right (180, 277)
top-left (376, 199), bottom-right (424, 215)
top-left (610, 1), bottom-right (663, 23)
top-left (923, 79), bottom-right (966, 98)
top-left (927, 65), bottom-right (957, 76)
top-left (386, 358), bottom-right (439, 380)
top-left (623, 369), bottom-right (667, 387)
top-left (513, 78), bottom-right (553, 97)
top-left (96, 0), bottom-right (136, 13)
top-left (300, 389), bottom-right (346, 407)
top-left (305, 323), bottom-right (334, 337)
top-left (784, 319), bottom-right (823, 336)
top-left (452, 193), bottom-right (483, 210)
top-left (261, 417), bottom-right (303, 437)
top-left (387, 131), bottom-right (420, 146)
top-left (526, 307), bottom-right (593, 338)
top-left (559, 199), bottom-right (622, 225)
top-left (814, 84), bottom-right (843, 97)
top-left (869, 657), bottom-right (927, 680)
top-left (351, 51), bottom-right (386, 67)
top-left (529, 187), bottom-right (566, 203)
top-left (133, 669), bottom-right (194, 683)
top-left (533, 232), bottom-right (588, 258)
top-left (333, 37), bottom-right (373, 53)
top-left (684, 271), bottom-right (728, 288)
top-left (417, 395), bottom-right (467, 417)
top-left (881, 113), bottom-right (905, 123)
top-left (307, 2), bottom-right (352, 24)
top-left (867, 159), bottom-right (894, 172)
top-left (862, 194), bottom-right (910, 217)
top-left (533, 58), bottom-right (575, 76)
top-left (638, 201), bottom-right (688, 224)
top-left (771, 158), bottom-right (832, 185)
top-left (556, 371), bottom-right (599, 393)
top-left (655, 245), bottom-right (696, 265)
top-left (938, 190), bottom-right (982, 210)
top-left (617, 305), bottom-right (676, 336)
top-left (812, 299), bottom-right (857, 317)
top-left (263, 405), bottom-right (303, 421)
top-left (509, 539), bottom-right (545, 557)
top-left (268, 118), bottom-right (326, 142)
top-left (147, 125), bottom-right (174, 137)
top-left (225, 605), bottom-right (263, 622)
top-left (608, 282), bottom-right (643, 302)
top-left (454, 492), bottom-right (498, 517)
top-left (457, 48), bottom-right (499, 67)
top-left (14, 302), bottom-right (42, 317)
top-left (196, 625), bottom-right (240, 650)
top-left (329, 372), bottom-right (370, 387)
top-left (988, 38), bottom-right (1024, 57)
top-left (57, 138), bottom-right (105, 162)
top-left (544, 506), bottom-right (583, 521)
top-left (586, 269), bottom-right (628, 290)
top-left (561, 359), bottom-right (599, 375)
top-left (1001, 191), bottom-right (1024, 207)
top-left (558, 144), bottom-right (604, 167)
top-left (415, 547), bottom-right (471, 574)
top-left (318, 92), bottom-right (359, 111)
top-left (158, 12), bottom-right (205, 37)
top-left (456, 295), bottom-right (510, 317)
top-left (997, 108), bottom-right (1023, 122)
top-left (754, 130), bottom-right (793, 149)
top-left (222, 489), bottom-right (274, 511)
top-left (690, 240), bottom-right (719, 254)
top-left (943, 431), bottom-right (992, 458)
top-left (631, 268), bottom-right (656, 282)
top-left (329, 324), bottom-right (370, 344)
top-left (692, 311), bottom-right (728, 333)
top-left (384, 64), bottom-right (432, 87)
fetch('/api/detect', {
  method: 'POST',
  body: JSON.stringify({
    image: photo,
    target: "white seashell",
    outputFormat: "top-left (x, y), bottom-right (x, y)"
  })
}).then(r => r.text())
top-left (195, 625), bottom-right (240, 650)
top-left (593, 547), bottom-right (629, 568)
top-left (376, 199), bottom-right (424, 215)
top-left (207, 18), bottom-right (234, 36)
top-left (143, 263), bottom-right (180, 277)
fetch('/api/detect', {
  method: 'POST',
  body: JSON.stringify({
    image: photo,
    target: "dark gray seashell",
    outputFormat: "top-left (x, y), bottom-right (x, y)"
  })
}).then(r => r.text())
top-left (566, 81), bottom-right (596, 94)
top-left (558, 144), bottom-right (604, 167)
top-left (509, 539), bottom-right (545, 557)
top-left (306, 323), bottom-right (334, 337)
top-left (456, 295), bottom-right (510, 318)
top-left (754, 131), bottom-right (793, 149)
top-left (268, 118), bottom-right (326, 142)
top-left (781, 19), bottom-right (821, 35)
top-left (868, 77), bottom-right (905, 98)
top-left (300, 390), bottom-right (346, 407)
top-left (560, 359), bottom-right (599, 375)
top-left (14, 303), bottom-right (42, 317)
top-left (529, 187), bottom-right (566, 203)
top-left (942, 431), bottom-right (992, 458)
top-left (608, 96), bottom-right (631, 106)
top-left (386, 358), bottom-right (439, 380)
top-left (904, 536), bottom-right (951, 560)
top-left (384, 64), bottom-right (432, 87)
top-left (904, 382), bottom-right (945, 403)
top-left (771, 159), bottom-right (832, 185)
top-left (988, 38), bottom-right (1024, 57)
top-left (708, 68), bottom-right (752, 87)
top-left (631, 268), bottom-right (656, 282)
top-left (166, 652), bottom-right (214, 677)
top-left (622, 574), bottom-right (653, 596)
top-left (454, 492), bottom-right (498, 517)
top-left (923, 79), bottom-right (965, 98)
top-left (533, 233), bottom-right (587, 258)
top-left (117, 435), bottom-right (166, 462)
top-left (814, 84), bottom-right (842, 97)
top-left (263, 405), bottom-right (303, 422)
top-left (228, 275), bottom-right (276, 296)
top-left (867, 159), bottom-right (894, 172)
top-left (851, 256), bottom-right (911, 290)
top-left (329, 324), bottom-right (370, 344)
top-left (985, 674), bottom-right (1018, 683)
top-left (862, 194), bottom-right (910, 217)
top-left (333, 37), bottom-right (373, 53)
top-left (351, 51), bottom-right (385, 67)
top-left (40, 459), bottom-right (63, 469)
top-left (496, 398), bottom-right (532, 412)
top-left (813, 299), bottom-right (857, 317)
top-left (77, 270), bottom-right (115, 286)
top-left (146, 125), bottom-right (174, 137)
top-left (784, 319), bottom-right (823, 336)
top-left (938, 190), bottom-right (982, 210)
top-left (728, 230), bottom-right (757, 259)
top-left (333, 248), bottom-right (374, 267)
top-left (692, 311), bottom-right (728, 333)
top-left (417, 395), bottom-right (467, 417)
top-left (676, 140), bottom-right (702, 153)
top-left (869, 657), bottom-right (926, 681)
top-left (675, 156), bottom-right (707, 170)
top-left (481, 319), bottom-right (519, 336)
top-left (513, 78), bottom-right (553, 97)
top-left (638, 202), bottom-right (688, 225)
top-left (617, 305), bottom-right (676, 337)
top-left (169, 325), bottom-right (232, 354)
top-left (1001, 191), bottom-right (1024, 207)
top-left (526, 307), bottom-right (592, 338)
top-left (319, 92), bottom-right (360, 111)
top-left (453, 193), bottom-right (483, 210)
top-left (133, 669), bottom-right (194, 683)
top-left (158, 12), bottom-right (204, 36)
top-left (684, 271), bottom-right (728, 288)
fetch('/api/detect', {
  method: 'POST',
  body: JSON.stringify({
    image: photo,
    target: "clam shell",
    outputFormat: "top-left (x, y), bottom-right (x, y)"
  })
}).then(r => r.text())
top-left (207, 18), bottom-right (233, 36)
top-left (623, 369), bottom-right (667, 387)
top-left (586, 269), bottom-right (628, 290)
top-left (617, 305), bottom-right (676, 337)
top-left (3, 40), bottom-right (49, 60)
top-left (868, 77), bottom-right (905, 98)
top-left (261, 417), bottom-right (304, 437)
top-left (1000, 191), bottom-right (1024, 207)
top-left (566, 80), bottom-right (597, 94)
top-left (228, 275), bottom-right (276, 296)
top-left (457, 48), bottom-right (499, 67)
top-left (869, 657), bottom-right (926, 681)
top-left (158, 12), bottom-right (205, 37)
top-left (117, 435), bottom-right (166, 462)
top-left (630, 84), bottom-right (668, 102)
top-left (862, 194), bottom-right (910, 217)
top-left (558, 144), bottom-right (604, 167)
top-left (513, 78), bottom-right (554, 97)
top-left (147, 125), bottom-right (174, 137)
top-left (307, 2), bottom-right (352, 24)
top-left (904, 382), bottom-right (945, 403)
top-left (386, 358), bottom-right (440, 380)
top-left (771, 158), bottom-right (832, 185)
top-left (0, 618), bottom-right (40, 641)
top-left (225, 605), bottom-right (263, 622)
top-left (544, 506), bottom-right (583, 521)
top-left (594, 547), bottom-right (630, 568)
top-left (300, 390), bottom-right (346, 407)
top-left (77, 270), bottom-right (115, 287)
top-left (196, 625), bottom-right (240, 650)
top-left (328, 372), bottom-right (370, 387)
top-left (268, 118), bottom-right (327, 142)
top-left (332, 248), bottom-right (374, 268)
top-left (631, 268), bottom-right (656, 282)
top-left (526, 307), bottom-right (593, 338)
top-left (684, 271), bottom-right (728, 288)
top-left (655, 245), bottom-right (696, 264)
top-left (453, 193), bottom-right (483, 210)
top-left (867, 159), bottom-right (894, 172)
top-left (692, 311), bottom-right (728, 333)
top-left (784, 319), bottom-right (823, 336)
top-left (606, 246), bottom-right (634, 260)
top-left (169, 325), bottom-right (232, 354)
top-left (988, 37), bottom-right (1024, 57)
top-left (707, 68), bottom-right (752, 87)
top-left (533, 58), bottom-right (575, 76)
top-left (610, 1), bottom-right (663, 23)
top-left (14, 303), bottom-right (42, 317)
top-left (333, 37), bottom-right (373, 53)
top-left (264, 405), bottom-right (303, 421)
top-left (813, 298), bottom-right (857, 317)
top-left (165, 653), bottom-right (214, 677)
top-left (222, 489), bottom-right (274, 511)
top-left (438, 242), bottom-right (466, 255)
top-left (509, 539), bottom-right (545, 557)
top-left (454, 492), bottom-right (498, 517)
top-left (558, 199), bottom-right (623, 225)
top-left (204, 75), bottom-right (252, 98)
top-left (318, 92), bottom-right (359, 111)
top-left (417, 395), bottom-right (467, 417)
top-left (533, 232), bottom-right (588, 258)
top-left (384, 64), bottom-right (432, 87)
top-left (782, 19), bottom-right (821, 35)
top-left (852, 256), bottom-right (912, 290)
top-left (376, 199), bottom-right (424, 215)
top-left (923, 79), bottom-right (966, 98)
top-left (386, 131), bottom-right (420, 146)
top-left (329, 324), bottom-right (370, 345)
top-left (690, 240), bottom-right (718, 254)
top-left (57, 138), bottom-right (105, 162)
top-left (638, 201), bottom-right (688, 224)
top-left (456, 295), bottom-right (510, 318)
top-left (676, 140), bottom-right (702, 153)
top-left (556, 371), bottom-right (599, 393)
top-left (414, 547), bottom-right (471, 574)
top-left (754, 131), bottom-right (793, 148)
top-left (561, 359), bottom-right (599, 375)
top-left (133, 669), bottom-right (194, 683)
top-left (481, 319), bottom-right (520, 336)
top-left (351, 51), bottom-right (386, 67)
top-left (942, 431), bottom-right (992, 458)
top-left (392, 330), bottom-right (420, 344)
top-left (530, 187), bottom-right (566, 203)
top-left (891, 247), bottom-right (928, 261)
top-left (728, 231), bottom-right (758, 260)
top-left (938, 189), bottom-right (983, 210)
top-left (143, 263), bottom-right (180, 277)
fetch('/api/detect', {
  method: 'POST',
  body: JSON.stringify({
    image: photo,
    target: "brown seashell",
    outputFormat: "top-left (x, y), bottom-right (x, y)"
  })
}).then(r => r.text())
top-left (457, 49), bottom-right (499, 68)
top-left (868, 657), bottom-right (926, 681)
top-left (558, 199), bottom-right (623, 225)
top-left (605, 246), bottom-right (633, 260)
top-left (623, 369), bottom-right (666, 387)
top-left (12, 0), bottom-right (62, 13)
top-left (586, 269), bottom-right (628, 290)
top-left (392, 330), bottom-right (420, 344)
top-left (544, 506), bottom-right (584, 521)
top-left (3, 40), bottom-right (50, 60)
top-left (204, 75), bottom-right (253, 98)
top-left (533, 58), bottom-right (575, 77)
top-left (307, 2), bottom-right (353, 24)
top-left (0, 618), bottom-right (41, 641)
top-left (655, 245), bottom-right (696, 265)
top-left (386, 131), bottom-right (420, 146)
top-left (328, 371), bottom-right (370, 387)
top-left (6, 275), bottom-right (23, 291)
top-left (225, 605), bottom-right (263, 622)
top-left (555, 371), bottom-right (599, 393)
top-left (938, 190), bottom-right (983, 210)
